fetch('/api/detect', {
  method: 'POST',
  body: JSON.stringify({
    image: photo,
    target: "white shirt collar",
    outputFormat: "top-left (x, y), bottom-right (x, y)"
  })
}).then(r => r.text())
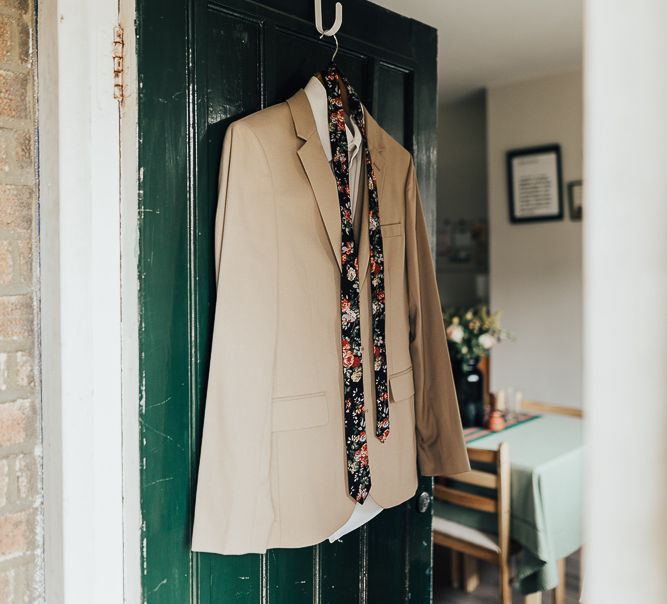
top-left (304, 76), bottom-right (362, 163)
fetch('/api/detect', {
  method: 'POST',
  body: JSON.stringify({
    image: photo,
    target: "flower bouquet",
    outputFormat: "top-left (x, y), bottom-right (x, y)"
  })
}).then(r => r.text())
top-left (443, 305), bottom-right (510, 368)
top-left (443, 306), bottom-right (510, 427)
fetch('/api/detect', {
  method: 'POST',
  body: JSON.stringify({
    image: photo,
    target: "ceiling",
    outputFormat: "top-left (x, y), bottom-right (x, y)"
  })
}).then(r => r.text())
top-left (371, 0), bottom-right (583, 102)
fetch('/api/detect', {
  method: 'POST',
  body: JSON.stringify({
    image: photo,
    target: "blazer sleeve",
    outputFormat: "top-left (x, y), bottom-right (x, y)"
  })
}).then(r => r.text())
top-left (405, 158), bottom-right (471, 477)
top-left (192, 120), bottom-right (278, 554)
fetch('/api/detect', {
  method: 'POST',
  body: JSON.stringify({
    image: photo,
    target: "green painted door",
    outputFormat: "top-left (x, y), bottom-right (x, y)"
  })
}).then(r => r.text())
top-left (137, 1), bottom-right (439, 601)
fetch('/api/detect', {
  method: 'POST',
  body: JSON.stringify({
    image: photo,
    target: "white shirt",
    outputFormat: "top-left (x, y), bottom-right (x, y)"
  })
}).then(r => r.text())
top-left (304, 76), bottom-right (384, 541)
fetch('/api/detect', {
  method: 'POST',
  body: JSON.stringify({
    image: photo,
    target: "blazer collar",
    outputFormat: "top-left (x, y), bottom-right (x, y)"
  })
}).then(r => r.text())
top-left (287, 88), bottom-right (385, 274)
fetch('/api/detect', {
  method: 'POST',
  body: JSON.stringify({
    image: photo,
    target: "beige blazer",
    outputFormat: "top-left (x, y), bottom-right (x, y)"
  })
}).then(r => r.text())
top-left (192, 89), bottom-right (470, 555)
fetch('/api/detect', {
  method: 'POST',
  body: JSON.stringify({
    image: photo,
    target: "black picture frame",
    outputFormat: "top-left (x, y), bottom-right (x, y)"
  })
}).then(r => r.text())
top-left (506, 144), bottom-right (564, 223)
top-left (568, 180), bottom-right (583, 220)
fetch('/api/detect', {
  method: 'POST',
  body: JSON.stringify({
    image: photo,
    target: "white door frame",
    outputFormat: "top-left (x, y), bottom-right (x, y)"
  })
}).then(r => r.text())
top-left (38, 0), bottom-right (140, 601)
top-left (583, 1), bottom-right (667, 602)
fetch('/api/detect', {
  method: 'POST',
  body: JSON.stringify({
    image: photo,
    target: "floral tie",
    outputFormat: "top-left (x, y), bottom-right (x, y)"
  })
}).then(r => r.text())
top-left (320, 63), bottom-right (389, 504)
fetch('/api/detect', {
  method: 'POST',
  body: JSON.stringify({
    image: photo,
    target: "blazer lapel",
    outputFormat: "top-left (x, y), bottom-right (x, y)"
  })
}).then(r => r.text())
top-left (287, 90), bottom-right (387, 277)
top-left (287, 89), bottom-right (342, 271)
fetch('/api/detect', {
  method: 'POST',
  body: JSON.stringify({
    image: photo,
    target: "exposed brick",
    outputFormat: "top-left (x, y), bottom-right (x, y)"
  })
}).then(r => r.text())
top-left (0, 509), bottom-right (33, 558)
top-left (0, 128), bottom-right (32, 173)
top-left (0, 185), bottom-right (32, 231)
top-left (0, 399), bottom-right (32, 447)
top-left (0, 70), bottom-right (28, 120)
top-left (0, 129), bottom-right (11, 173)
top-left (0, 458), bottom-right (7, 507)
top-left (0, 0), bottom-right (39, 598)
top-left (14, 129), bottom-right (30, 169)
top-left (14, 454), bottom-right (34, 502)
top-left (0, 240), bottom-right (13, 284)
top-left (0, 296), bottom-right (32, 341)
top-left (0, 567), bottom-right (15, 604)
top-left (0, 352), bottom-right (7, 390)
top-left (0, 0), bottom-right (29, 13)
top-left (14, 351), bottom-right (31, 388)
top-left (12, 561), bottom-right (31, 603)
top-left (14, 239), bottom-right (30, 285)
top-left (17, 19), bottom-right (29, 67)
top-left (0, 17), bottom-right (11, 65)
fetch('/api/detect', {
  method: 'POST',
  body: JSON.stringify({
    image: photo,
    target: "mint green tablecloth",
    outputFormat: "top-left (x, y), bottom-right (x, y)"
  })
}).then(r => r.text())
top-left (434, 414), bottom-right (584, 595)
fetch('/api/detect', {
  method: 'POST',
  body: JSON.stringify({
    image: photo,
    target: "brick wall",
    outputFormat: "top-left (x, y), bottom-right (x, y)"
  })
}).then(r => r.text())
top-left (0, 0), bottom-right (43, 601)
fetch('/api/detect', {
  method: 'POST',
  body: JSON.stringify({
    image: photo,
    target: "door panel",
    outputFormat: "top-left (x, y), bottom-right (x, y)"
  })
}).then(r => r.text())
top-left (207, 11), bottom-right (262, 122)
top-left (375, 63), bottom-right (410, 146)
top-left (319, 536), bottom-right (363, 602)
top-left (368, 506), bottom-right (408, 599)
top-left (138, 1), bottom-right (438, 602)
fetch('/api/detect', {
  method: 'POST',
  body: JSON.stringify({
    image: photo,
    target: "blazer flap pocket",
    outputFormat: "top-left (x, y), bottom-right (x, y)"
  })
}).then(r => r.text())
top-left (381, 222), bottom-right (402, 238)
top-left (389, 367), bottom-right (415, 402)
top-left (272, 392), bottom-right (329, 432)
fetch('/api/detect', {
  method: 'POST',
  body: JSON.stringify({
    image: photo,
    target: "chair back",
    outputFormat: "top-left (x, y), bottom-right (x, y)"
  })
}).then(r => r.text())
top-left (434, 443), bottom-right (511, 559)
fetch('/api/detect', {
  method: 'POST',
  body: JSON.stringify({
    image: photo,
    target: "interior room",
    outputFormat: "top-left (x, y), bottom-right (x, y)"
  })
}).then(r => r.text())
top-left (375, 1), bottom-right (583, 601)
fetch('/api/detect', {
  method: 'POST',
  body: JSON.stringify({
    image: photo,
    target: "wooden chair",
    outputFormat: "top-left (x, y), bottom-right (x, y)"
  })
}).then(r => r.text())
top-left (433, 443), bottom-right (513, 604)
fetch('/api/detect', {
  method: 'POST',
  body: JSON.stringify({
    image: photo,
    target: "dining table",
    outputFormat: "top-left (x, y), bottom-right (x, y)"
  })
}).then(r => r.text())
top-left (433, 412), bottom-right (584, 601)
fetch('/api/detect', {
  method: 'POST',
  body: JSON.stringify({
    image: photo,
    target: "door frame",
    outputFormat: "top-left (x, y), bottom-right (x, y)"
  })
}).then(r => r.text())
top-left (37, 0), bottom-right (141, 601)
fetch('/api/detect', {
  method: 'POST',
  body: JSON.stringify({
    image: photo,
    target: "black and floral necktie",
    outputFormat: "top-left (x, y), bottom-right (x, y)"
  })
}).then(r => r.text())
top-left (320, 63), bottom-right (389, 504)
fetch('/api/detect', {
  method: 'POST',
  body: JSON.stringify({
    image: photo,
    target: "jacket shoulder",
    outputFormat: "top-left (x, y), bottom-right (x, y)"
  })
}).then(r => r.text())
top-left (385, 133), bottom-right (412, 164)
top-left (373, 125), bottom-right (414, 179)
top-left (229, 102), bottom-right (293, 143)
top-left (365, 110), bottom-right (412, 166)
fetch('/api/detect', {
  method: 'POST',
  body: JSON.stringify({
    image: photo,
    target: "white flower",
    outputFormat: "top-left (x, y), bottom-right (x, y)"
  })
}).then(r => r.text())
top-left (341, 309), bottom-right (357, 326)
top-left (479, 333), bottom-right (497, 350)
top-left (447, 324), bottom-right (464, 343)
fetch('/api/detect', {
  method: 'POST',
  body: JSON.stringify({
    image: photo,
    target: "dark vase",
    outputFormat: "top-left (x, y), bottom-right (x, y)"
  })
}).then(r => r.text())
top-left (452, 358), bottom-right (485, 428)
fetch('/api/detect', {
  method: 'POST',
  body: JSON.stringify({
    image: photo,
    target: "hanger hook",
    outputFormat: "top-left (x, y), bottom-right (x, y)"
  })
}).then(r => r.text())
top-left (314, 0), bottom-right (343, 37)
top-left (319, 32), bottom-right (339, 61)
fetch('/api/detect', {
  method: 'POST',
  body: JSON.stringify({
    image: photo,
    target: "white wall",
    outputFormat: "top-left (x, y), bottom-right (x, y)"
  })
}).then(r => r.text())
top-left (437, 91), bottom-right (488, 308)
top-left (438, 91), bottom-right (487, 222)
top-left (584, 2), bottom-right (667, 600)
top-left (487, 71), bottom-right (583, 408)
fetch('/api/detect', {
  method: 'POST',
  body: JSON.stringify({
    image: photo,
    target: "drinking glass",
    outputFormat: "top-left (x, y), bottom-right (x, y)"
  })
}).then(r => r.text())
top-left (505, 387), bottom-right (525, 422)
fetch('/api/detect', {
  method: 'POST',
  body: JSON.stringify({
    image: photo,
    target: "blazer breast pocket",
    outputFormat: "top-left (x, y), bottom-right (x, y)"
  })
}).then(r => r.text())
top-left (381, 221), bottom-right (403, 239)
top-left (271, 391), bottom-right (329, 432)
top-left (388, 366), bottom-right (415, 403)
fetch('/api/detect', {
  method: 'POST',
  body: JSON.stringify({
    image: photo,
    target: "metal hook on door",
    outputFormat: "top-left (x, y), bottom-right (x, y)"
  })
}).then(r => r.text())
top-left (314, 0), bottom-right (343, 37)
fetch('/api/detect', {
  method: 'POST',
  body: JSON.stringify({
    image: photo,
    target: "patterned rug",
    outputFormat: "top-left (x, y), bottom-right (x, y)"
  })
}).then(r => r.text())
top-left (463, 412), bottom-right (541, 444)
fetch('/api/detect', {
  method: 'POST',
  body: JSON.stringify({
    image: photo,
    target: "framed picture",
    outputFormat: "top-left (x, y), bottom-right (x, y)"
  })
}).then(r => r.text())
top-left (506, 144), bottom-right (563, 223)
top-left (568, 180), bottom-right (583, 220)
